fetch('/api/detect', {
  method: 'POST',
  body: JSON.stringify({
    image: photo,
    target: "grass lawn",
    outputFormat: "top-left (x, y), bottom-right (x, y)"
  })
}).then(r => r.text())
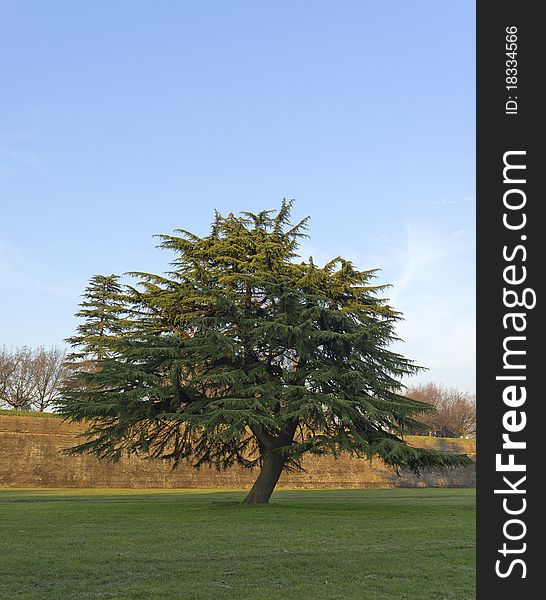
top-left (0, 488), bottom-right (475, 600)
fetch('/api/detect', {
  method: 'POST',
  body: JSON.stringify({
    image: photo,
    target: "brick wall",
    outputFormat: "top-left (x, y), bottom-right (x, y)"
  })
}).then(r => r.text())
top-left (0, 415), bottom-right (475, 489)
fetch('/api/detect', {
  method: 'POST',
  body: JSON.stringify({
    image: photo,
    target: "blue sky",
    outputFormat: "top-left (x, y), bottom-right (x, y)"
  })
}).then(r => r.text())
top-left (0, 1), bottom-right (475, 391)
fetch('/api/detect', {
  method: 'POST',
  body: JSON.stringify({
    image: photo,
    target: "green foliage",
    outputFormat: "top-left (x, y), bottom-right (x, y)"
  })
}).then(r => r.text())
top-left (65, 274), bottom-right (132, 363)
top-left (59, 201), bottom-right (471, 481)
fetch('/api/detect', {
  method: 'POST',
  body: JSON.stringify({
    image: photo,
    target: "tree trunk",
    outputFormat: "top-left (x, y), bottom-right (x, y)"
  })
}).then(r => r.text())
top-left (242, 449), bottom-right (287, 504)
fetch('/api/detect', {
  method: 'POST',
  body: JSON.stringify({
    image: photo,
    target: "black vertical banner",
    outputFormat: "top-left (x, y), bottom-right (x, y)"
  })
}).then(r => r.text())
top-left (477, 1), bottom-right (543, 598)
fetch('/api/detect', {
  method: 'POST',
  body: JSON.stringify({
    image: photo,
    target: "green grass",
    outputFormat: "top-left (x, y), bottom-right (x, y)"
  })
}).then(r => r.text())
top-left (0, 409), bottom-right (60, 418)
top-left (0, 488), bottom-right (475, 600)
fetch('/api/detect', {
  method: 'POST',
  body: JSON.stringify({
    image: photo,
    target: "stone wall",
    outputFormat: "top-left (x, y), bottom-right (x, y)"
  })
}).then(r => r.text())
top-left (0, 414), bottom-right (475, 489)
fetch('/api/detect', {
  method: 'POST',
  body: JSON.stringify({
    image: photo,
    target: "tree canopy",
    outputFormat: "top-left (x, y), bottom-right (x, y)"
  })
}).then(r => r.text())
top-left (65, 274), bottom-right (131, 363)
top-left (59, 201), bottom-right (471, 503)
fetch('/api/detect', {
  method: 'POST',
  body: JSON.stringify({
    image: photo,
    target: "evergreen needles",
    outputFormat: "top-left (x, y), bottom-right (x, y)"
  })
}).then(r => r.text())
top-left (59, 200), bottom-right (472, 503)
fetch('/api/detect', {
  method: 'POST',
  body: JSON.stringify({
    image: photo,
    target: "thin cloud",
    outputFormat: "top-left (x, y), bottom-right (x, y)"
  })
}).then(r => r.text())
top-left (388, 224), bottom-right (445, 304)
top-left (433, 195), bottom-right (475, 206)
top-left (0, 146), bottom-right (46, 177)
top-left (0, 240), bottom-right (77, 299)
top-left (373, 223), bottom-right (475, 391)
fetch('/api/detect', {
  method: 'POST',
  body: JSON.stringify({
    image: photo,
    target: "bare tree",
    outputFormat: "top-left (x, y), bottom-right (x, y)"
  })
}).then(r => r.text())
top-left (0, 346), bottom-right (69, 412)
top-left (446, 392), bottom-right (477, 438)
top-left (0, 347), bottom-right (18, 408)
top-left (0, 347), bottom-right (36, 410)
top-left (32, 347), bottom-right (69, 412)
top-left (406, 383), bottom-right (476, 438)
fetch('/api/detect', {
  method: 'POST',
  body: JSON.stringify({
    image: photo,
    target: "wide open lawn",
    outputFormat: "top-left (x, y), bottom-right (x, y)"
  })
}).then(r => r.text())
top-left (0, 488), bottom-right (475, 600)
